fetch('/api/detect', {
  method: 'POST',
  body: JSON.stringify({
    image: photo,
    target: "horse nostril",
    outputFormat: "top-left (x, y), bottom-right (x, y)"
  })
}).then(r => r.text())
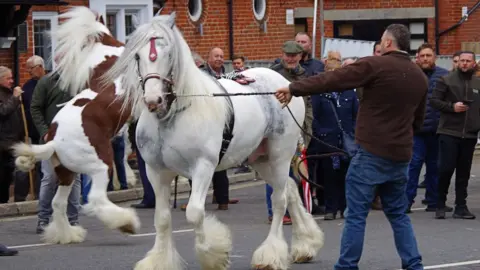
top-left (157, 97), bottom-right (163, 104)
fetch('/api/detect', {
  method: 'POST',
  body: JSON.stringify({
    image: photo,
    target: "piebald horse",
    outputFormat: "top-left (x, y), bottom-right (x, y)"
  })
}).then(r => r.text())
top-left (103, 12), bottom-right (324, 270)
top-left (12, 7), bottom-right (140, 243)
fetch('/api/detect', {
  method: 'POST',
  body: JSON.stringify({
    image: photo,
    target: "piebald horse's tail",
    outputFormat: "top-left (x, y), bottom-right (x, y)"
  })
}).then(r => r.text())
top-left (11, 141), bottom-right (56, 172)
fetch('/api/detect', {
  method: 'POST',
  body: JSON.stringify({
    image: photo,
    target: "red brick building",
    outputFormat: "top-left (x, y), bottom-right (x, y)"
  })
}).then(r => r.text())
top-left (1, 0), bottom-right (479, 86)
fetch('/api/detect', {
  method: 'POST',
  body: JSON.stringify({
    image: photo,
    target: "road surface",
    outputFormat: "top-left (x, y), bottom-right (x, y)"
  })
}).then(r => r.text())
top-left (1, 173), bottom-right (480, 270)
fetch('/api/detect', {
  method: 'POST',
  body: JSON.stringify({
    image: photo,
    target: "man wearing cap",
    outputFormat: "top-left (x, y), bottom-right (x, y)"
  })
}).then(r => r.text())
top-left (266, 41), bottom-right (312, 225)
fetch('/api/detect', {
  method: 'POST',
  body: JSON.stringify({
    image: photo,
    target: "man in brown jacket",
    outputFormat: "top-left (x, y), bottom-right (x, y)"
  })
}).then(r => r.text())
top-left (275, 24), bottom-right (425, 270)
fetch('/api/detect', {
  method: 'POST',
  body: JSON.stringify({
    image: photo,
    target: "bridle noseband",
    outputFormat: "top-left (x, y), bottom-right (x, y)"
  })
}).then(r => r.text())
top-left (135, 37), bottom-right (175, 103)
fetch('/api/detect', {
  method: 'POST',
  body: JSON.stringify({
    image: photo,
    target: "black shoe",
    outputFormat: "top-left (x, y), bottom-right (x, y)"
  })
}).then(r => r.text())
top-left (435, 208), bottom-right (446, 219)
top-left (453, 206), bottom-right (476, 220)
top-left (0, 244), bottom-right (18, 256)
top-left (36, 220), bottom-right (48, 234)
top-left (406, 203), bottom-right (413, 214)
top-left (426, 205), bottom-right (453, 212)
top-left (131, 203), bottom-right (155, 209)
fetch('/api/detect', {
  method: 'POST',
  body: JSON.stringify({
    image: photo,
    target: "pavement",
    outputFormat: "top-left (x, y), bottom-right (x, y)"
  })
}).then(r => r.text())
top-left (0, 170), bottom-right (257, 218)
top-left (1, 161), bottom-right (480, 270)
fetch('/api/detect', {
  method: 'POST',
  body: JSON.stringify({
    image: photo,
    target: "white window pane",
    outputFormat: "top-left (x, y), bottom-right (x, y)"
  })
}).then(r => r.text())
top-left (409, 22), bottom-right (424, 35)
top-left (410, 39), bottom-right (425, 50)
top-left (33, 19), bottom-right (52, 70)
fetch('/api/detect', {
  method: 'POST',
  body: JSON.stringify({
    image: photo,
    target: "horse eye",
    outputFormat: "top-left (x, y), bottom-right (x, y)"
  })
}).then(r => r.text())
top-left (135, 54), bottom-right (140, 60)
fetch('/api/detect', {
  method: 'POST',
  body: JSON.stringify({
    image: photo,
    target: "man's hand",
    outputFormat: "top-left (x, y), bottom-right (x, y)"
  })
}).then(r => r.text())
top-left (13, 86), bottom-right (23, 98)
top-left (275, 86), bottom-right (292, 107)
top-left (454, 102), bottom-right (469, 113)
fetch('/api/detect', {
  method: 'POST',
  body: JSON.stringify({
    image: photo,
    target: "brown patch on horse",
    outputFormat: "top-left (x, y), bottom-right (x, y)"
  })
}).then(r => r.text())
top-left (45, 122), bottom-right (59, 143)
top-left (118, 223), bottom-right (136, 234)
top-left (73, 98), bottom-right (92, 107)
top-left (79, 54), bottom-right (132, 173)
top-left (55, 165), bottom-right (76, 186)
top-left (99, 33), bottom-right (124, 48)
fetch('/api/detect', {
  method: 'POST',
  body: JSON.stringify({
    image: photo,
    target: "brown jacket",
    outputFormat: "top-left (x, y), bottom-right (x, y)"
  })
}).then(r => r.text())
top-left (289, 51), bottom-right (428, 162)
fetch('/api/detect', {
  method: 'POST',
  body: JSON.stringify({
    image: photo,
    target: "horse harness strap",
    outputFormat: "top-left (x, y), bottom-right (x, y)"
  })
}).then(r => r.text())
top-left (213, 77), bottom-right (235, 165)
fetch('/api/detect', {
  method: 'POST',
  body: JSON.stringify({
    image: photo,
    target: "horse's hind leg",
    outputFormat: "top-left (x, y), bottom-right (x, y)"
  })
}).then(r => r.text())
top-left (134, 166), bottom-right (183, 270)
top-left (250, 160), bottom-right (290, 270)
top-left (186, 161), bottom-right (232, 270)
top-left (42, 163), bottom-right (86, 244)
top-left (285, 176), bottom-right (324, 263)
top-left (82, 164), bottom-right (140, 234)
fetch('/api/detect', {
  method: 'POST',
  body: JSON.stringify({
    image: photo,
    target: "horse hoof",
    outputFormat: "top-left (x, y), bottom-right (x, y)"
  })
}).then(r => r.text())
top-left (118, 223), bottom-right (136, 234)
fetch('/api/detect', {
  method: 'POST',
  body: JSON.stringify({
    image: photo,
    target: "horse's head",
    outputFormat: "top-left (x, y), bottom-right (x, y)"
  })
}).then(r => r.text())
top-left (134, 12), bottom-right (177, 117)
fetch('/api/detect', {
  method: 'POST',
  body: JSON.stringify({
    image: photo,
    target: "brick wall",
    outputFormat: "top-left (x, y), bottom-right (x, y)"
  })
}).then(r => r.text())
top-left (0, 0), bottom-right (88, 86)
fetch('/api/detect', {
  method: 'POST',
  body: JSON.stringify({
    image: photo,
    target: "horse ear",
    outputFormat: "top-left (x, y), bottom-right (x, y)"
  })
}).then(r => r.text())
top-left (167, 11), bottom-right (176, 28)
top-left (98, 15), bottom-right (105, 25)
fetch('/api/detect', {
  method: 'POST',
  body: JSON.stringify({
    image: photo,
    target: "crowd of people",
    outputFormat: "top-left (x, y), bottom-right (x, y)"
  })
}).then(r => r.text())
top-left (1, 20), bottom-right (479, 270)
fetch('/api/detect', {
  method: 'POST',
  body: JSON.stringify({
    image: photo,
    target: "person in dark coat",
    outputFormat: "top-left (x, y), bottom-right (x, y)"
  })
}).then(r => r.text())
top-left (405, 43), bottom-right (450, 213)
top-left (0, 66), bottom-right (25, 204)
top-left (309, 51), bottom-right (359, 220)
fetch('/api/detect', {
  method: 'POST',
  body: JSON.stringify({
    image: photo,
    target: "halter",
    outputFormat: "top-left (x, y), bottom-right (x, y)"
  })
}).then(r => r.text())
top-left (135, 37), bottom-right (175, 99)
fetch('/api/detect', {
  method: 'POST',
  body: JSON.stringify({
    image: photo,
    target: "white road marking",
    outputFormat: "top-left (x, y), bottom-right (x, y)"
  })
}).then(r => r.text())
top-left (395, 259), bottom-right (480, 270)
top-left (129, 228), bottom-right (194, 237)
top-left (8, 228), bottom-right (194, 249)
top-left (313, 207), bottom-right (427, 220)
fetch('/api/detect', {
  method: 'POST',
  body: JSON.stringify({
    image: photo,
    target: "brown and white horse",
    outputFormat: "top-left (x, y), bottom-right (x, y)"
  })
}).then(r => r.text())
top-left (12, 6), bottom-right (140, 244)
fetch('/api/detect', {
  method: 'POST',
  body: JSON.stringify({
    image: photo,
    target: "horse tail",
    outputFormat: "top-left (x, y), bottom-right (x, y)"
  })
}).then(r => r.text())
top-left (52, 6), bottom-right (108, 97)
top-left (11, 141), bottom-right (56, 172)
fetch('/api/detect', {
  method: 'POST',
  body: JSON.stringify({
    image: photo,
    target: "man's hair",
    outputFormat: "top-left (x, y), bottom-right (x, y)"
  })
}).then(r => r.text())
top-left (0, 66), bottom-right (11, 80)
top-left (417, 43), bottom-right (435, 54)
top-left (385, 24), bottom-right (411, 52)
top-left (459, 50), bottom-right (476, 59)
top-left (26, 55), bottom-right (45, 68)
top-left (453, 51), bottom-right (462, 58)
top-left (373, 40), bottom-right (381, 53)
top-left (232, 55), bottom-right (245, 62)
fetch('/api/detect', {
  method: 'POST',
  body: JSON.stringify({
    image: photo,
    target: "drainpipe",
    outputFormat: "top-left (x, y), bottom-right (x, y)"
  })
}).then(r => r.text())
top-left (227, 0), bottom-right (234, 60)
top-left (13, 27), bottom-right (20, 86)
top-left (434, 0), bottom-right (440, 55)
top-left (435, 0), bottom-right (480, 55)
top-left (312, 0), bottom-right (318, 58)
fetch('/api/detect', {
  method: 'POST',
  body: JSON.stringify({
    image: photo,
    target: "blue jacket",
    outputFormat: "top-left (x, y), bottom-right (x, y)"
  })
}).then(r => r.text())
top-left (309, 90), bottom-right (359, 153)
top-left (419, 66), bottom-right (449, 133)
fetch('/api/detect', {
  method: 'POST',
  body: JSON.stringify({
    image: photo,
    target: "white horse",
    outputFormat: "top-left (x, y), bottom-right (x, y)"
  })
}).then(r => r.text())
top-left (12, 7), bottom-right (140, 244)
top-left (102, 12), bottom-right (324, 270)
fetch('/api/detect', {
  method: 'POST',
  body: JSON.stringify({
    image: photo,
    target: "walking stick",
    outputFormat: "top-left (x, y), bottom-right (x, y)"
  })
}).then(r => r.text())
top-left (18, 95), bottom-right (35, 199)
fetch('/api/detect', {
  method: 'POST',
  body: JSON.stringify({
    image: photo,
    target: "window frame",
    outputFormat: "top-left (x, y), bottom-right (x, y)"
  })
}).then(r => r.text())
top-left (31, 11), bottom-right (58, 70)
top-left (90, 0), bottom-right (153, 43)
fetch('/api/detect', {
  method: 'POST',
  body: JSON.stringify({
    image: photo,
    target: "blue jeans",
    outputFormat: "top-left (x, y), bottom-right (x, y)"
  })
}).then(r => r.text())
top-left (406, 134), bottom-right (438, 207)
top-left (37, 160), bottom-right (81, 223)
top-left (81, 174), bottom-right (92, 204)
top-left (136, 147), bottom-right (155, 205)
top-left (266, 167), bottom-right (295, 217)
top-left (334, 147), bottom-right (423, 270)
top-left (108, 135), bottom-right (128, 191)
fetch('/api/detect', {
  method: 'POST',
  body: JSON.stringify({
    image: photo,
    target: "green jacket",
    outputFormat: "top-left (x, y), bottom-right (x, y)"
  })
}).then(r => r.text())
top-left (270, 62), bottom-right (313, 148)
top-left (30, 73), bottom-right (72, 143)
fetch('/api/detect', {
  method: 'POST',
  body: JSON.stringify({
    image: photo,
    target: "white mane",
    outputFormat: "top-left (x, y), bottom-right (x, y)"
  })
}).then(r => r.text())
top-left (51, 6), bottom-right (113, 97)
top-left (103, 14), bottom-right (232, 124)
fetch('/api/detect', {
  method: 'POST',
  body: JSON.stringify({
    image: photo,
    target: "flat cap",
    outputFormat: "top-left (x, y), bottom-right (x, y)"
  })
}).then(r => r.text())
top-left (282, 41), bottom-right (304, 54)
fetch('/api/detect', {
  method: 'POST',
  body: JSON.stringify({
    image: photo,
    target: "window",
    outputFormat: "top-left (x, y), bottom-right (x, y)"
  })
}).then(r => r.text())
top-left (188, 0), bottom-right (203, 22)
top-left (253, 0), bottom-right (267, 21)
top-left (89, 0), bottom-right (153, 43)
top-left (408, 22), bottom-right (427, 52)
top-left (32, 12), bottom-right (58, 71)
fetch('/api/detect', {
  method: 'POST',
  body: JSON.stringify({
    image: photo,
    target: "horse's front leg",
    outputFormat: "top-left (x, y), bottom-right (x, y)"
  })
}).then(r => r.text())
top-left (186, 160), bottom-right (232, 270)
top-left (134, 166), bottom-right (184, 270)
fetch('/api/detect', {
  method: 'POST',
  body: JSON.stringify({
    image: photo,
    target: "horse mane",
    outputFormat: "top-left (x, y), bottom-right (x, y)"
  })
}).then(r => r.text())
top-left (51, 6), bottom-right (114, 97)
top-left (103, 14), bottom-right (232, 124)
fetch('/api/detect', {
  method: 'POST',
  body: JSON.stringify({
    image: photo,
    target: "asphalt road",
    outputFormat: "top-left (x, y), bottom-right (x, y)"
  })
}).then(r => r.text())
top-left (1, 168), bottom-right (480, 270)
